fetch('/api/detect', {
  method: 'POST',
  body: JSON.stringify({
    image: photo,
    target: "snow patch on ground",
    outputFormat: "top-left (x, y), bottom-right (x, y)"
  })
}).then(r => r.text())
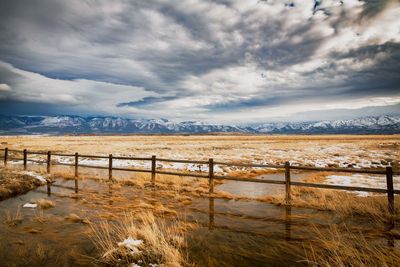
top-left (21, 171), bottom-right (47, 183)
top-left (56, 157), bottom-right (225, 173)
top-left (324, 174), bottom-right (399, 197)
top-left (23, 203), bottom-right (37, 208)
top-left (22, 144), bottom-right (395, 179)
top-left (118, 237), bottom-right (143, 255)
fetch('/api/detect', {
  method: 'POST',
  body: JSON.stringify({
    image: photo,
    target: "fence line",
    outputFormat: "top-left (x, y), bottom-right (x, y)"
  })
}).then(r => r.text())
top-left (0, 147), bottom-right (399, 215)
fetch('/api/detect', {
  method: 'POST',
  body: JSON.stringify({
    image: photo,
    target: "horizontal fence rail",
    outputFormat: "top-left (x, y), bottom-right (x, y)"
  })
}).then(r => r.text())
top-left (1, 147), bottom-right (399, 214)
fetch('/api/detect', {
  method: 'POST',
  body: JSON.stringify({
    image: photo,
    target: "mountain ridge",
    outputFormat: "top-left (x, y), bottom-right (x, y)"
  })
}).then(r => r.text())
top-left (0, 115), bottom-right (399, 135)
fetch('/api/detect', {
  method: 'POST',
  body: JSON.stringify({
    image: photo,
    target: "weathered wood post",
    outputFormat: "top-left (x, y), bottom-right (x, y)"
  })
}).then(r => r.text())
top-left (108, 154), bottom-right (113, 181)
top-left (209, 158), bottom-right (214, 194)
top-left (74, 152), bottom-right (79, 178)
top-left (46, 152), bottom-right (51, 195)
top-left (74, 152), bottom-right (79, 193)
top-left (151, 155), bottom-right (156, 185)
top-left (285, 161), bottom-right (291, 205)
top-left (386, 166), bottom-right (394, 215)
top-left (23, 149), bottom-right (27, 170)
top-left (4, 147), bottom-right (8, 166)
top-left (47, 151), bottom-right (51, 174)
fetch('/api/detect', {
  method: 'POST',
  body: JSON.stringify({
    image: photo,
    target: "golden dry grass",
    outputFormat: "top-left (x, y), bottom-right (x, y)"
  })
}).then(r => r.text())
top-left (34, 199), bottom-right (55, 209)
top-left (47, 164), bottom-right (399, 225)
top-left (1, 135), bottom-right (399, 169)
top-left (65, 213), bottom-right (91, 224)
top-left (256, 172), bottom-right (400, 223)
top-left (0, 168), bottom-right (44, 200)
top-left (90, 211), bottom-right (191, 266)
top-left (4, 206), bottom-right (23, 226)
top-left (1, 135), bottom-right (399, 266)
top-left (304, 224), bottom-right (400, 267)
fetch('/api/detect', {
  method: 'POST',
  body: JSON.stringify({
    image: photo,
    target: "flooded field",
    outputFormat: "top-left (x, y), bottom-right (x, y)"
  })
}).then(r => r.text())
top-left (0, 166), bottom-right (398, 266)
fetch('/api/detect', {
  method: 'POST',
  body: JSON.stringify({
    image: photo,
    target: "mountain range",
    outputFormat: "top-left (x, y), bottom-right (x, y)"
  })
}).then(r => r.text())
top-left (0, 115), bottom-right (399, 135)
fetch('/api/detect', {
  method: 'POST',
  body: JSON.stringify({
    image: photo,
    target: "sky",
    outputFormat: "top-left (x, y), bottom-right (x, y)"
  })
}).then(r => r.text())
top-left (0, 0), bottom-right (399, 123)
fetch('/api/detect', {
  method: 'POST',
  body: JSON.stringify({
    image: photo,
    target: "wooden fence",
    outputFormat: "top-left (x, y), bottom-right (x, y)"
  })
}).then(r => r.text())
top-left (1, 147), bottom-right (399, 214)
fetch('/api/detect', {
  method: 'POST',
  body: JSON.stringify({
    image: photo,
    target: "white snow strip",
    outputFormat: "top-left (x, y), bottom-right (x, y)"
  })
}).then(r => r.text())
top-left (23, 203), bottom-right (37, 208)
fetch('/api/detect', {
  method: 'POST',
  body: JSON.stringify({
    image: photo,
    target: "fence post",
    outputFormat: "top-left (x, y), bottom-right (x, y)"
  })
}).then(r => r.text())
top-left (209, 158), bottom-right (214, 194)
top-left (47, 151), bottom-right (51, 174)
top-left (74, 152), bottom-right (79, 193)
top-left (285, 161), bottom-right (291, 205)
top-left (23, 149), bottom-right (27, 170)
top-left (386, 166), bottom-right (394, 215)
top-left (74, 152), bottom-right (79, 178)
top-left (151, 155), bottom-right (156, 184)
top-left (109, 154), bottom-right (113, 181)
top-left (4, 147), bottom-right (8, 166)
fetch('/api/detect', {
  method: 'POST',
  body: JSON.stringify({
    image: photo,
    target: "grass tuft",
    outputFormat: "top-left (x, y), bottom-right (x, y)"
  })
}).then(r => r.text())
top-left (34, 199), bottom-right (55, 209)
top-left (90, 212), bottom-right (191, 266)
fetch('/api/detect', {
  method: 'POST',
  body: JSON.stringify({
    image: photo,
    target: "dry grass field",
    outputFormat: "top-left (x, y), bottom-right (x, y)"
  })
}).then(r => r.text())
top-left (1, 135), bottom-right (399, 266)
top-left (1, 134), bottom-right (399, 168)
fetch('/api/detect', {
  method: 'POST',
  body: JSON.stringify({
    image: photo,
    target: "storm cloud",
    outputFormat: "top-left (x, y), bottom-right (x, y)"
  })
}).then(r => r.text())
top-left (0, 0), bottom-right (399, 123)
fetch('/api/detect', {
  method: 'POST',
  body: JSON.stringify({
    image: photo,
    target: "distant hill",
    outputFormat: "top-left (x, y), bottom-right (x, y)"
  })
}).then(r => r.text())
top-left (0, 115), bottom-right (399, 135)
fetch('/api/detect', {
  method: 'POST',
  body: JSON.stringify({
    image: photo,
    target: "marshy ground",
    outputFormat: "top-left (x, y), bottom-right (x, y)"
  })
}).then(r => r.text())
top-left (0, 135), bottom-right (399, 266)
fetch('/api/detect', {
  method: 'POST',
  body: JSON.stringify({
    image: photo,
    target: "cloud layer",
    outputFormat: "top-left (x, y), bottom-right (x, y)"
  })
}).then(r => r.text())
top-left (0, 0), bottom-right (399, 123)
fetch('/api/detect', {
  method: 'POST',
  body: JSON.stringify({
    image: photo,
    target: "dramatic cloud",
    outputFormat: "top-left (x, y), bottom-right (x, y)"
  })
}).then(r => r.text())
top-left (0, 0), bottom-right (399, 122)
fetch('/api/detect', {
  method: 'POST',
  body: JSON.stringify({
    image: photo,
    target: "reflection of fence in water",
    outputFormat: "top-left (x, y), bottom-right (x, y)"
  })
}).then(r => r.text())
top-left (42, 179), bottom-right (293, 240)
top-left (40, 178), bottom-right (397, 246)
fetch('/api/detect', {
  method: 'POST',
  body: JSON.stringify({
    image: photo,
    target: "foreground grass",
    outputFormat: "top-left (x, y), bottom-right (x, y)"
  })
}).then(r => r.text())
top-left (90, 212), bottom-right (191, 267)
top-left (304, 224), bottom-right (400, 267)
top-left (1, 166), bottom-right (399, 266)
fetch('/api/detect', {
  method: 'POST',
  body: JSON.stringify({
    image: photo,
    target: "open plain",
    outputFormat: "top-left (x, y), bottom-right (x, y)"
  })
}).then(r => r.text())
top-left (0, 134), bottom-right (399, 266)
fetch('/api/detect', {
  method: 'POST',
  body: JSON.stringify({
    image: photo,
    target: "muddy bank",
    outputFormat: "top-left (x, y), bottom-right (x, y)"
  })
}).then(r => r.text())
top-left (0, 169), bottom-right (46, 200)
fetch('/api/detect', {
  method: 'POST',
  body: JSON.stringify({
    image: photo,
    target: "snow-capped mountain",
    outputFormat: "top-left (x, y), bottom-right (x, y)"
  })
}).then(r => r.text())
top-left (0, 115), bottom-right (399, 135)
top-left (255, 115), bottom-right (400, 134)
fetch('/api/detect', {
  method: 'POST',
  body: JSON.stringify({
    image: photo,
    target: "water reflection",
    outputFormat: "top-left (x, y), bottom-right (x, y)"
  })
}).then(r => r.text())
top-left (285, 205), bottom-right (291, 241)
top-left (206, 195), bottom-right (292, 240)
top-left (46, 178), bottom-right (80, 196)
top-left (208, 197), bottom-right (214, 230)
top-left (217, 171), bottom-right (314, 197)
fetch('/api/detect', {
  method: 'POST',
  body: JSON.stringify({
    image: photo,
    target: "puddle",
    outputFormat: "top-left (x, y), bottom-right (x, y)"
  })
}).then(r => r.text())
top-left (0, 173), bottom-right (397, 266)
top-left (217, 171), bottom-right (314, 197)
